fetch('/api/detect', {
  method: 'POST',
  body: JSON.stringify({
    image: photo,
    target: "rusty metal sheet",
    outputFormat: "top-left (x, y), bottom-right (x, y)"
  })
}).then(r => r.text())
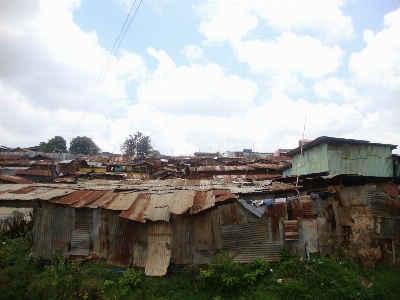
top-left (193, 209), bottom-right (222, 250)
top-left (368, 192), bottom-right (400, 219)
top-left (52, 190), bottom-right (92, 205)
top-left (146, 193), bottom-right (173, 222)
top-left (233, 243), bottom-right (281, 263)
top-left (145, 221), bottom-right (172, 276)
top-left (171, 213), bottom-right (194, 265)
top-left (283, 220), bottom-right (299, 240)
top-left (291, 198), bottom-right (302, 219)
top-left (266, 203), bottom-right (287, 217)
top-left (190, 190), bottom-right (215, 214)
top-left (213, 189), bottom-right (238, 203)
top-left (119, 194), bottom-right (151, 223)
top-left (131, 221), bottom-right (148, 268)
top-left (9, 186), bottom-right (37, 194)
top-left (71, 190), bottom-right (108, 208)
top-left (168, 190), bottom-right (195, 214)
top-left (107, 217), bottom-right (134, 268)
top-left (70, 208), bottom-right (93, 257)
top-left (221, 221), bottom-right (281, 262)
top-left (218, 202), bottom-right (248, 226)
top-left (383, 181), bottom-right (400, 198)
top-left (98, 209), bottom-right (119, 259)
top-left (86, 190), bottom-right (116, 208)
top-left (103, 192), bottom-right (139, 210)
top-left (221, 221), bottom-right (269, 251)
top-left (301, 196), bottom-right (315, 219)
top-left (31, 206), bottom-right (74, 260)
top-left (380, 218), bottom-right (394, 239)
top-left (317, 217), bottom-right (332, 256)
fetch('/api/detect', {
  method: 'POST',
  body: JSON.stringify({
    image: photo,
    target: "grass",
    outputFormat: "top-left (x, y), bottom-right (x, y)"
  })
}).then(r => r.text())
top-left (1, 232), bottom-right (400, 300)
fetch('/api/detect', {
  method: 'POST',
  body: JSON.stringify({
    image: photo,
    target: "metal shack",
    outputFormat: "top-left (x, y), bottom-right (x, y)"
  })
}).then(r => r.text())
top-left (1, 179), bottom-right (296, 276)
top-left (283, 136), bottom-right (397, 177)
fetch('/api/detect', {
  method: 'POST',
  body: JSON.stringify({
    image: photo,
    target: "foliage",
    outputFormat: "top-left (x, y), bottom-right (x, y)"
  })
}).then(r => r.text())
top-left (1, 234), bottom-right (400, 300)
top-left (0, 211), bottom-right (32, 239)
top-left (69, 136), bottom-right (101, 155)
top-left (120, 132), bottom-right (152, 156)
top-left (197, 253), bottom-right (270, 293)
top-left (38, 135), bottom-right (68, 153)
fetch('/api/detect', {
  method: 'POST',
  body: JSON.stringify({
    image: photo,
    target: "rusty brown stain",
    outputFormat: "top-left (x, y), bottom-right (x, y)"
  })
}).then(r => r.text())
top-left (10, 186), bottom-right (37, 194)
top-left (119, 193), bottom-right (151, 223)
top-left (52, 190), bottom-right (92, 205)
top-left (266, 203), bottom-right (286, 217)
top-left (190, 191), bottom-right (207, 214)
top-left (71, 190), bottom-right (108, 207)
top-left (383, 181), bottom-right (400, 198)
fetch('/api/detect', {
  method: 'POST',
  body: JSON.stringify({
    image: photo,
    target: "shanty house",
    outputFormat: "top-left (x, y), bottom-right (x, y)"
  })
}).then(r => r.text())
top-left (283, 136), bottom-right (397, 177)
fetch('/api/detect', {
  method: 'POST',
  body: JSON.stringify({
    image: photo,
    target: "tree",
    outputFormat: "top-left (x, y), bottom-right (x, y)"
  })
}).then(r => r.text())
top-left (120, 132), bottom-right (152, 156)
top-left (69, 136), bottom-right (100, 155)
top-left (38, 136), bottom-right (68, 153)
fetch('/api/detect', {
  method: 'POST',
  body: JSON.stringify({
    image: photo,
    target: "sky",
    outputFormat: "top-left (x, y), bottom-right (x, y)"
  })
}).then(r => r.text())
top-left (1, 0), bottom-right (400, 155)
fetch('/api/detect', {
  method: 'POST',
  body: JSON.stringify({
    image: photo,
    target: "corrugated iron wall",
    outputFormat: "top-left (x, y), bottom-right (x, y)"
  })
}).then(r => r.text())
top-left (32, 205), bottom-right (74, 259)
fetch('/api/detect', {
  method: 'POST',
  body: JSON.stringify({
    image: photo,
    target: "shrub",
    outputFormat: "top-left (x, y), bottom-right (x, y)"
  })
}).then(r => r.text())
top-left (197, 253), bottom-right (270, 293)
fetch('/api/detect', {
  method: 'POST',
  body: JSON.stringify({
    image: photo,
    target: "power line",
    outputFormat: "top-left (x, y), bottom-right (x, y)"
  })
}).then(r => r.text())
top-left (71, 0), bottom-right (143, 140)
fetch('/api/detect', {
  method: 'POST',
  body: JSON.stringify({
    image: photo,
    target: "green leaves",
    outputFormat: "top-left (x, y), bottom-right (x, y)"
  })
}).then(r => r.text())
top-left (120, 132), bottom-right (152, 156)
top-left (69, 136), bottom-right (100, 155)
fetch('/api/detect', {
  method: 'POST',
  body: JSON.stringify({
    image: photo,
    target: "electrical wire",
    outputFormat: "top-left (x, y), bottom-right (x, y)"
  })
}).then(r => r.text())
top-left (71, 0), bottom-right (143, 140)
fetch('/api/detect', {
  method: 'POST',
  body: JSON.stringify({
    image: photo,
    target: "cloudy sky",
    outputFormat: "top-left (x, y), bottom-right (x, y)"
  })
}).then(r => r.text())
top-left (1, 0), bottom-right (400, 155)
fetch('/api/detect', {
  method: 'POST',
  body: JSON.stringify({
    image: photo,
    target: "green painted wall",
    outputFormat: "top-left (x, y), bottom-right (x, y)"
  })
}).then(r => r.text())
top-left (284, 143), bottom-right (393, 177)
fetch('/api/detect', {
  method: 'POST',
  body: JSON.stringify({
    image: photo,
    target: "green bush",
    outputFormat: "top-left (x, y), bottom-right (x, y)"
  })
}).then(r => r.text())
top-left (197, 253), bottom-right (270, 293)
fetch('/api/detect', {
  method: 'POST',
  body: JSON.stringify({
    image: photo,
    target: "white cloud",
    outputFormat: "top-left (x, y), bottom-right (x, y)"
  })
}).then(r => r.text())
top-left (137, 48), bottom-right (258, 117)
top-left (198, 0), bottom-right (354, 44)
top-left (236, 31), bottom-right (344, 78)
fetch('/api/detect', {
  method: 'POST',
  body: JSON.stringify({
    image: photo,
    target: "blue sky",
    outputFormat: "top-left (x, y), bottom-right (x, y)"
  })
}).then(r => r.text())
top-left (1, 0), bottom-right (399, 155)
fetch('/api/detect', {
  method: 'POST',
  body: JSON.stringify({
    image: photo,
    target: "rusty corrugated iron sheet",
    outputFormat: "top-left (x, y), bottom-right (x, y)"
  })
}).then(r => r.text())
top-left (107, 217), bottom-right (135, 268)
top-left (337, 206), bottom-right (353, 226)
top-left (168, 190), bottom-right (195, 214)
top-left (15, 170), bottom-right (52, 176)
top-left (283, 220), bottom-right (298, 240)
top-left (213, 189), bottom-right (238, 203)
top-left (190, 190), bottom-right (215, 214)
top-left (145, 221), bottom-right (172, 276)
top-left (85, 190), bottom-right (117, 208)
top-left (367, 192), bottom-right (400, 219)
top-left (218, 203), bottom-right (248, 226)
top-left (300, 196), bottom-right (315, 218)
top-left (146, 193), bottom-right (173, 222)
top-left (70, 190), bottom-right (109, 208)
top-left (32, 206), bottom-right (74, 260)
top-left (248, 163), bottom-right (280, 170)
top-left (119, 194), bottom-right (151, 223)
top-left (383, 181), bottom-right (400, 198)
top-left (9, 186), bottom-right (37, 194)
top-left (70, 208), bottom-right (93, 257)
top-left (171, 213), bottom-right (194, 265)
top-left (233, 243), bottom-right (282, 263)
top-left (103, 192), bottom-right (139, 210)
top-left (190, 165), bottom-right (255, 172)
top-left (193, 209), bottom-right (222, 250)
top-left (0, 174), bottom-right (33, 184)
top-left (52, 190), bottom-right (93, 205)
top-left (266, 203), bottom-right (286, 217)
top-left (221, 221), bottom-right (281, 262)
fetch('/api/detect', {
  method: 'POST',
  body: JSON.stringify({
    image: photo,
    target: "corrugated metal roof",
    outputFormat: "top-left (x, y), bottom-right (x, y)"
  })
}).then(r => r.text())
top-left (145, 221), bottom-right (172, 276)
top-left (52, 190), bottom-right (93, 205)
top-left (70, 190), bottom-right (109, 207)
top-left (15, 170), bottom-right (52, 176)
top-left (9, 186), bottom-right (38, 194)
top-left (190, 165), bottom-right (255, 172)
top-left (103, 192), bottom-right (139, 210)
top-left (146, 193), bottom-right (173, 222)
top-left (0, 174), bottom-right (33, 184)
top-left (168, 190), bottom-right (195, 214)
top-left (383, 181), bottom-right (400, 198)
top-left (85, 190), bottom-right (117, 208)
top-left (119, 194), bottom-right (151, 223)
top-left (190, 190), bottom-right (215, 214)
top-left (367, 192), bottom-right (400, 219)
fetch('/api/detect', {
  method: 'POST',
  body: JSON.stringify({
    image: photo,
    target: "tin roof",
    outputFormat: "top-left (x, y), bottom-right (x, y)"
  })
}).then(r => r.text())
top-left (286, 136), bottom-right (398, 156)
top-left (0, 174), bottom-right (33, 184)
